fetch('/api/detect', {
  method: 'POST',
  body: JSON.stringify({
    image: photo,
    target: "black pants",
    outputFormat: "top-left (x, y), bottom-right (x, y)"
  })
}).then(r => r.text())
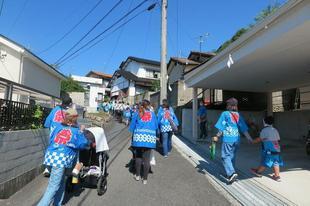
top-left (200, 121), bottom-right (207, 138)
top-left (135, 148), bottom-right (151, 180)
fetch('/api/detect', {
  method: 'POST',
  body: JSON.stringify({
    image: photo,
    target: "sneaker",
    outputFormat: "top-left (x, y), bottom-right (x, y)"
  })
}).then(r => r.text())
top-left (142, 180), bottom-right (147, 185)
top-left (134, 175), bottom-right (140, 181)
top-left (250, 168), bottom-right (262, 177)
top-left (164, 155), bottom-right (168, 158)
top-left (272, 175), bottom-right (281, 182)
top-left (228, 173), bottom-right (238, 183)
top-left (43, 168), bottom-right (50, 178)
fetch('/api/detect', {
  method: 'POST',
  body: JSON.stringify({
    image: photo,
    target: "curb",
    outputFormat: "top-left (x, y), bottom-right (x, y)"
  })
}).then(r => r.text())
top-left (172, 134), bottom-right (297, 206)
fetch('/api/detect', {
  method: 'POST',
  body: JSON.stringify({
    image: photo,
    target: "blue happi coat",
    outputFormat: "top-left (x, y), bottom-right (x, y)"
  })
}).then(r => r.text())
top-left (215, 111), bottom-right (248, 143)
top-left (157, 107), bottom-right (179, 133)
top-left (43, 124), bottom-right (89, 168)
top-left (44, 106), bottom-right (66, 134)
top-left (129, 109), bottom-right (158, 149)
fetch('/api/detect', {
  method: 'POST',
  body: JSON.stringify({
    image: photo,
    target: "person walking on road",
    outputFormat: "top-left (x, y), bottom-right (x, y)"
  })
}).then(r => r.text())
top-left (43, 95), bottom-right (73, 177)
top-left (37, 108), bottom-right (90, 206)
top-left (198, 101), bottom-right (208, 140)
top-left (129, 99), bottom-right (158, 184)
top-left (212, 98), bottom-right (252, 184)
top-left (251, 116), bottom-right (283, 182)
top-left (157, 100), bottom-right (179, 157)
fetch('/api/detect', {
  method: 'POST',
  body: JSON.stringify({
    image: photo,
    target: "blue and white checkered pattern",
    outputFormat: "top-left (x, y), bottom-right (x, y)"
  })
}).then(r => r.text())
top-left (43, 151), bottom-right (75, 168)
top-left (161, 125), bottom-right (172, 133)
top-left (133, 133), bottom-right (156, 144)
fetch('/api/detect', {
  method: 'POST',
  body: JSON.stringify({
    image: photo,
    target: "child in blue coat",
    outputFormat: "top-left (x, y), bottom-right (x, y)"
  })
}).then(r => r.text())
top-left (37, 108), bottom-right (90, 206)
top-left (251, 116), bottom-right (283, 182)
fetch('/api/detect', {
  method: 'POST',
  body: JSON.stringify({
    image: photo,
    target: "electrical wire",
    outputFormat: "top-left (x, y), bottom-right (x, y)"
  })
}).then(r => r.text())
top-left (9, 0), bottom-right (30, 34)
top-left (59, 4), bottom-right (155, 67)
top-left (105, 0), bottom-right (135, 69)
top-left (55, 0), bottom-right (125, 65)
top-left (57, 0), bottom-right (151, 66)
top-left (0, 0), bottom-right (4, 17)
top-left (39, 0), bottom-right (105, 54)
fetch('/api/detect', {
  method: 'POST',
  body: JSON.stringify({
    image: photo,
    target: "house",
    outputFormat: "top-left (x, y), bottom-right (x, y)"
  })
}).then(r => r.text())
top-left (71, 75), bottom-right (110, 112)
top-left (167, 51), bottom-right (216, 108)
top-left (86, 71), bottom-right (112, 96)
top-left (0, 35), bottom-right (66, 106)
top-left (109, 56), bottom-right (160, 104)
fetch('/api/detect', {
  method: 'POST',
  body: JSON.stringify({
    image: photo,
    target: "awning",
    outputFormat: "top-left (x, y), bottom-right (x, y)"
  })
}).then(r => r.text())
top-left (185, 0), bottom-right (310, 92)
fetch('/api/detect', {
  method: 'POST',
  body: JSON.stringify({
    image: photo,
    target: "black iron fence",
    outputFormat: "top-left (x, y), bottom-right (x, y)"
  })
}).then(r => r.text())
top-left (0, 99), bottom-right (51, 131)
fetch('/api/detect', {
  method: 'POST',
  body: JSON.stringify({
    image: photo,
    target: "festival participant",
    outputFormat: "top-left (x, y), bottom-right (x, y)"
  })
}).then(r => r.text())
top-left (157, 100), bottom-right (179, 157)
top-left (37, 108), bottom-right (90, 206)
top-left (43, 96), bottom-right (72, 177)
top-left (212, 98), bottom-right (252, 184)
top-left (197, 101), bottom-right (208, 140)
top-left (251, 116), bottom-right (283, 182)
top-left (129, 100), bottom-right (158, 184)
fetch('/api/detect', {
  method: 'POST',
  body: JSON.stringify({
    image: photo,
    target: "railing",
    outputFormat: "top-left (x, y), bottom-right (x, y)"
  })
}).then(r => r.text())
top-left (0, 99), bottom-right (51, 131)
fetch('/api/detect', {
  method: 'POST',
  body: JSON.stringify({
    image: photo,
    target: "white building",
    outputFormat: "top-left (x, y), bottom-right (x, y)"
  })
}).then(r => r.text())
top-left (109, 56), bottom-right (160, 104)
top-left (0, 35), bottom-right (66, 106)
top-left (71, 75), bottom-right (107, 112)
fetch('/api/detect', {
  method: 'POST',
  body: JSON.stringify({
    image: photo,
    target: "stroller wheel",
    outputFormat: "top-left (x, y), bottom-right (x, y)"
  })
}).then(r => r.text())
top-left (97, 176), bottom-right (107, 196)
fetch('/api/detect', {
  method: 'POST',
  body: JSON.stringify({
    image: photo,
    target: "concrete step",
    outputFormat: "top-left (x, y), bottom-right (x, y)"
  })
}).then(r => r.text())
top-left (173, 135), bottom-right (297, 206)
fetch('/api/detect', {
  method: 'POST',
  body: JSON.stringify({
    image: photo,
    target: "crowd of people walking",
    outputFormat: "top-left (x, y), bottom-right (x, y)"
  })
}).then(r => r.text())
top-left (37, 94), bottom-right (283, 205)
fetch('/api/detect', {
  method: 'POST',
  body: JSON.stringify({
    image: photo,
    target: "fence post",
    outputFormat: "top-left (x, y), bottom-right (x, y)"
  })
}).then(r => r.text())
top-left (4, 83), bottom-right (13, 100)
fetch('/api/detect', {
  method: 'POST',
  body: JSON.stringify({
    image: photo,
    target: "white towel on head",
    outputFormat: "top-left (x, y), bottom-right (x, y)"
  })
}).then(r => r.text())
top-left (86, 127), bottom-right (109, 152)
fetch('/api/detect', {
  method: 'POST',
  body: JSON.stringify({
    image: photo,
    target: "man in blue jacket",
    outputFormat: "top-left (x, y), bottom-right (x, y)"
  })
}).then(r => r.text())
top-left (43, 95), bottom-right (72, 177)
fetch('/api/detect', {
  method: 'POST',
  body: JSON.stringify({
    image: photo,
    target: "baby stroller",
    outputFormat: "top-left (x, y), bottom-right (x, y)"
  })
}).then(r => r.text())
top-left (76, 127), bottom-right (110, 196)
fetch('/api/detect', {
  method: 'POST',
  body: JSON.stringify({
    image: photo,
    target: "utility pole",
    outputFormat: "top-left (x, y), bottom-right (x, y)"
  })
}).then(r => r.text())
top-left (160, 0), bottom-right (167, 102)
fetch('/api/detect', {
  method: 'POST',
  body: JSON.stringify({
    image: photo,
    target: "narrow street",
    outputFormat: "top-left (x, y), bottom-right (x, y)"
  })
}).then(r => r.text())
top-left (1, 120), bottom-right (231, 206)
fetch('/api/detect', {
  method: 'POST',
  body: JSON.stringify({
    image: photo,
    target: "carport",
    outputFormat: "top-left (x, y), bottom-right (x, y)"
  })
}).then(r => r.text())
top-left (184, 0), bottom-right (310, 204)
top-left (185, 0), bottom-right (310, 141)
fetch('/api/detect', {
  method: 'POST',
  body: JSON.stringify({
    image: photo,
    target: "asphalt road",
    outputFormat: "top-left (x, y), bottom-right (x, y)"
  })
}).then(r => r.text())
top-left (1, 121), bottom-right (231, 206)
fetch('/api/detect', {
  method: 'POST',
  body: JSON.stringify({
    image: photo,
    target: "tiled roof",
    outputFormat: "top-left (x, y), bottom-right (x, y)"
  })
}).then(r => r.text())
top-left (86, 71), bottom-right (112, 79)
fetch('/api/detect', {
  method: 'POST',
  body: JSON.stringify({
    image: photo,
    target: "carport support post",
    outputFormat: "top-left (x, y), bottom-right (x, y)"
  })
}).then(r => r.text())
top-left (192, 87), bottom-right (198, 141)
top-left (267, 92), bottom-right (273, 116)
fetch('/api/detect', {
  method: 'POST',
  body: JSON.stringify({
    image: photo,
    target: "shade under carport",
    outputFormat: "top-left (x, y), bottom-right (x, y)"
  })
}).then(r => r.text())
top-left (185, 0), bottom-right (310, 92)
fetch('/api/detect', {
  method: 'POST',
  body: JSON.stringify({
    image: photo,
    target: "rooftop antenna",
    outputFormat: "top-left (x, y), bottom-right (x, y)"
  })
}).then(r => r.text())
top-left (197, 33), bottom-right (209, 59)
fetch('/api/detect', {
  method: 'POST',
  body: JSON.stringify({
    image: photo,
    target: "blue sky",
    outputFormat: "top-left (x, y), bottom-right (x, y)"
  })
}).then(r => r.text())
top-left (0, 0), bottom-right (286, 76)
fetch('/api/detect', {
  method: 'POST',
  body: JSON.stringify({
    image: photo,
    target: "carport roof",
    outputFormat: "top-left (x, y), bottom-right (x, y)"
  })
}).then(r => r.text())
top-left (185, 0), bottom-right (310, 92)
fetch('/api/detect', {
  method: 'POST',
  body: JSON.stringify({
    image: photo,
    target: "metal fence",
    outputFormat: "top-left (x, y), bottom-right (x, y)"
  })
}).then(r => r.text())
top-left (0, 98), bottom-right (51, 131)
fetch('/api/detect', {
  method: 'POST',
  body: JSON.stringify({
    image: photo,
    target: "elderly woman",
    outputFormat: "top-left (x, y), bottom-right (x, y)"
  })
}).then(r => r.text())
top-left (37, 108), bottom-right (90, 206)
top-left (129, 100), bottom-right (158, 185)
top-left (212, 98), bottom-right (252, 184)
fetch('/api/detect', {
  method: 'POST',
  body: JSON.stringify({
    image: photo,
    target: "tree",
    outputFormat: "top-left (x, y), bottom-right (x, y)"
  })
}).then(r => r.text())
top-left (151, 80), bottom-right (160, 92)
top-left (254, 4), bottom-right (280, 23)
top-left (216, 3), bottom-right (281, 53)
top-left (61, 77), bottom-right (85, 93)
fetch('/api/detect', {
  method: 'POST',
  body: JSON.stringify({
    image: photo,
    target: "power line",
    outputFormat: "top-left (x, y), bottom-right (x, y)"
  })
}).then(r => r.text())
top-left (57, 0), bottom-right (152, 66)
top-left (59, 3), bottom-right (156, 67)
top-left (39, 0), bottom-right (105, 54)
top-left (9, 0), bottom-right (30, 34)
top-left (105, 0), bottom-right (135, 69)
top-left (0, 0), bottom-right (4, 17)
top-left (55, 0), bottom-right (125, 65)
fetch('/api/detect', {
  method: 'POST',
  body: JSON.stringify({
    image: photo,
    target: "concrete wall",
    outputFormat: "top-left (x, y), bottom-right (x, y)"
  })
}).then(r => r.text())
top-left (274, 110), bottom-right (310, 142)
top-left (69, 92), bottom-right (85, 107)
top-left (0, 129), bottom-right (49, 199)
